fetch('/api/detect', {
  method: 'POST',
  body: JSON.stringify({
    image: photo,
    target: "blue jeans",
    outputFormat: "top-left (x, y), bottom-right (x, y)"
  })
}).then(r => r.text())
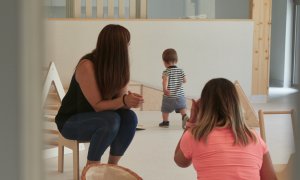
top-left (60, 109), bottom-right (138, 161)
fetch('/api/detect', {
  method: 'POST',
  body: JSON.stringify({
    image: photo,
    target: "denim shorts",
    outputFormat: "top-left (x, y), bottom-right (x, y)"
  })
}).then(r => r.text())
top-left (161, 95), bottom-right (187, 113)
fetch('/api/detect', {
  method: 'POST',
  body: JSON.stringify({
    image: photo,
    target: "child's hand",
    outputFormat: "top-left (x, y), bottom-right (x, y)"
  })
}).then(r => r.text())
top-left (163, 89), bottom-right (170, 96)
top-left (189, 99), bottom-right (200, 123)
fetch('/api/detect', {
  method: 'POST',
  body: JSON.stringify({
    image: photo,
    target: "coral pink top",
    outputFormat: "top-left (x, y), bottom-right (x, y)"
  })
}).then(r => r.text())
top-left (180, 127), bottom-right (268, 180)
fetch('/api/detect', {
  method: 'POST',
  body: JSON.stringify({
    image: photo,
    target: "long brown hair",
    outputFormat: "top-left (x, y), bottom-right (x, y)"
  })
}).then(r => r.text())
top-left (89, 24), bottom-right (130, 100)
top-left (191, 78), bottom-right (256, 146)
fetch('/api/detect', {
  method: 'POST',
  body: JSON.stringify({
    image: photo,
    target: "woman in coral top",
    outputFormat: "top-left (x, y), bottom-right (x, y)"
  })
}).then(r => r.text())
top-left (174, 78), bottom-right (277, 180)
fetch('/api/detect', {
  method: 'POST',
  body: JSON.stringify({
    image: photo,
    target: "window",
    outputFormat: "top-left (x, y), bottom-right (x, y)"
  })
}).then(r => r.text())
top-left (45, 0), bottom-right (251, 19)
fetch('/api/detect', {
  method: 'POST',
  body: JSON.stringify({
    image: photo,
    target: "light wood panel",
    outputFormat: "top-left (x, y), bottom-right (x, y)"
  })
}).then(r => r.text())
top-left (108, 0), bottom-right (114, 18)
top-left (119, 0), bottom-right (125, 18)
top-left (86, 0), bottom-right (92, 18)
top-left (73, 0), bottom-right (81, 18)
top-left (96, 0), bottom-right (103, 18)
top-left (129, 0), bottom-right (136, 18)
top-left (251, 0), bottom-right (272, 97)
top-left (140, 0), bottom-right (147, 18)
top-left (234, 81), bottom-right (259, 127)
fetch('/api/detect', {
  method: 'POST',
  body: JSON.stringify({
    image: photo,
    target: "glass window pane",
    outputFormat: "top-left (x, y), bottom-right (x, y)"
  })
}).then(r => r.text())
top-left (45, 0), bottom-right (67, 18)
top-left (44, 0), bottom-right (251, 19)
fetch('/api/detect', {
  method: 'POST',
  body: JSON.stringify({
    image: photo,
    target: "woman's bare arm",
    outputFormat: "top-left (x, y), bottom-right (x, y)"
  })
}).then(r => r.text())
top-left (260, 152), bottom-right (277, 180)
top-left (174, 129), bottom-right (192, 168)
top-left (76, 60), bottom-right (143, 111)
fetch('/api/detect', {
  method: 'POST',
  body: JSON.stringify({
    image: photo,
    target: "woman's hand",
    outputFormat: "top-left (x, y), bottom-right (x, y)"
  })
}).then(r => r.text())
top-left (189, 99), bottom-right (200, 123)
top-left (123, 91), bottom-right (144, 108)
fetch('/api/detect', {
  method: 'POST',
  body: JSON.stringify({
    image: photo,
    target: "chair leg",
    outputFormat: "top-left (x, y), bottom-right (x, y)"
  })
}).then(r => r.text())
top-left (73, 143), bottom-right (79, 180)
top-left (58, 143), bottom-right (64, 173)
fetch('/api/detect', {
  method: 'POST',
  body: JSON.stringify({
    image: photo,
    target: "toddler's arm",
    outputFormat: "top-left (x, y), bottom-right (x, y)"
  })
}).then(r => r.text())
top-left (183, 76), bottom-right (187, 83)
top-left (162, 75), bottom-right (170, 95)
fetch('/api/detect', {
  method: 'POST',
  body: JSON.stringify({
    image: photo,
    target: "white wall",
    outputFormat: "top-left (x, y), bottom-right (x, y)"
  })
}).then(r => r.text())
top-left (45, 20), bottom-right (253, 98)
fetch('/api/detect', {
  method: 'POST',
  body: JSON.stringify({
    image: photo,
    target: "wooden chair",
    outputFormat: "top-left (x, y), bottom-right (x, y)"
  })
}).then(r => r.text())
top-left (258, 109), bottom-right (296, 180)
top-left (43, 62), bottom-right (85, 180)
top-left (258, 109), bottom-right (295, 143)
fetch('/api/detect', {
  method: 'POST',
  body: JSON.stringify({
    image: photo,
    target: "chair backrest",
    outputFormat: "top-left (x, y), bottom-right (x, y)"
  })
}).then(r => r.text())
top-left (258, 110), bottom-right (295, 142)
top-left (258, 109), bottom-right (295, 164)
top-left (82, 164), bottom-right (143, 180)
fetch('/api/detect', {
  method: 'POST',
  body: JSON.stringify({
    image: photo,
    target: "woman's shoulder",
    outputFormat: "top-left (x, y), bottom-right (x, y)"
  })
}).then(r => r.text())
top-left (80, 52), bottom-right (95, 61)
top-left (77, 59), bottom-right (94, 71)
top-left (75, 59), bottom-right (95, 81)
top-left (182, 129), bottom-right (196, 142)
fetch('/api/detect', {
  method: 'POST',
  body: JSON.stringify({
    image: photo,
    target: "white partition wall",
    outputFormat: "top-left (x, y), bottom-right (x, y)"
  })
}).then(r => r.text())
top-left (45, 20), bottom-right (253, 98)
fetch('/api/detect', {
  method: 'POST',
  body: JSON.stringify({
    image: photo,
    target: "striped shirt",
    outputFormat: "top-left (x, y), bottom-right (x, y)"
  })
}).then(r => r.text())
top-left (162, 66), bottom-right (185, 98)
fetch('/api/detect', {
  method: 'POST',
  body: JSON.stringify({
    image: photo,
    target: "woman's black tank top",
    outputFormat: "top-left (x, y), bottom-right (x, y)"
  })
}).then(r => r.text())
top-left (55, 53), bottom-right (95, 132)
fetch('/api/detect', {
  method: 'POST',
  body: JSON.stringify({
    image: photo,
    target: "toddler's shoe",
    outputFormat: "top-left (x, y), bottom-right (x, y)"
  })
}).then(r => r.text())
top-left (159, 121), bottom-right (169, 128)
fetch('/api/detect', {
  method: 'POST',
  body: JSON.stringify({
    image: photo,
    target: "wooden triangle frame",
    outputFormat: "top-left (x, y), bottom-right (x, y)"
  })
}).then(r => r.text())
top-left (234, 81), bottom-right (259, 127)
top-left (43, 62), bottom-right (85, 159)
top-left (42, 62), bottom-right (66, 105)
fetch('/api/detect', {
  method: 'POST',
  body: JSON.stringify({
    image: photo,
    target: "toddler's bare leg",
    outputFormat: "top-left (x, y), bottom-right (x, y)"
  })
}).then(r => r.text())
top-left (162, 112), bottom-right (169, 122)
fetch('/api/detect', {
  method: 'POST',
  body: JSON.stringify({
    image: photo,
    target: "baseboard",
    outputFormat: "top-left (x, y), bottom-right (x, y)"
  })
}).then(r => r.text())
top-left (44, 143), bottom-right (85, 159)
top-left (250, 95), bottom-right (268, 103)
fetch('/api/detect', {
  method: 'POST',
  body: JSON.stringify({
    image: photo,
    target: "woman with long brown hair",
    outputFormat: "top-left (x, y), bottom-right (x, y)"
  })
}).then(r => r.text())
top-left (174, 78), bottom-right (277, 180)
top-left (55, 24), bottom-right (144, 169)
